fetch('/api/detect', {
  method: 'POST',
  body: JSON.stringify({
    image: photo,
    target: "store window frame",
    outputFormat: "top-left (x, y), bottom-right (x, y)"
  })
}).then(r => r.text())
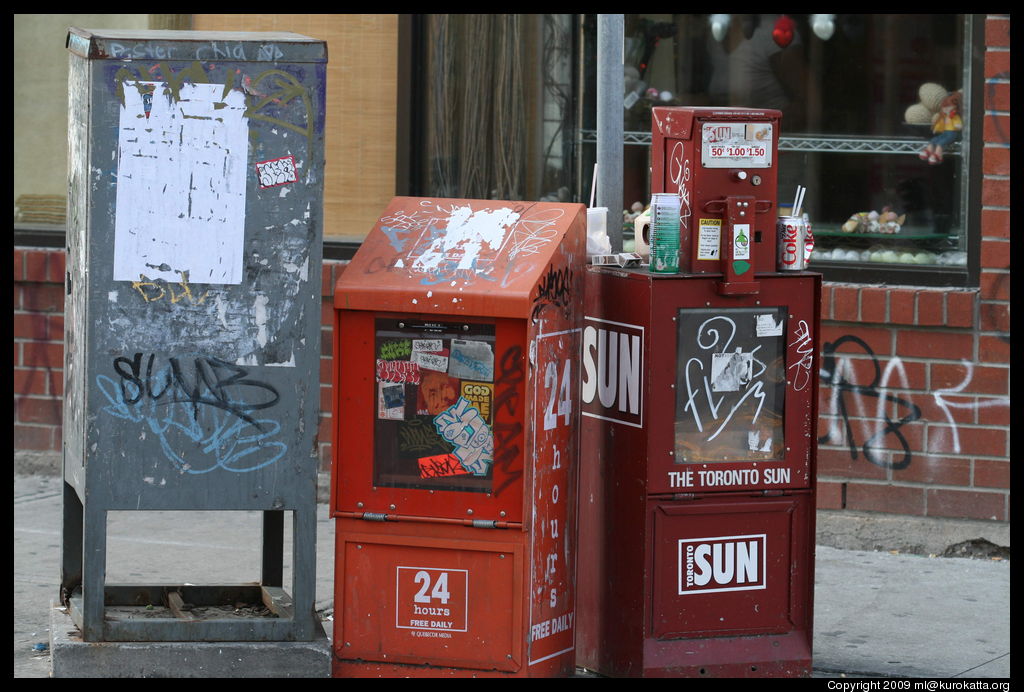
top-left (573, 13), bottom-right (985, 289)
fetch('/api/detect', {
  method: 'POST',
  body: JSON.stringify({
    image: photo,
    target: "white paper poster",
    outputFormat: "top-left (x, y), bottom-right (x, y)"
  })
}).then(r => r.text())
top-left (113, 81), bottom-right (249, 285)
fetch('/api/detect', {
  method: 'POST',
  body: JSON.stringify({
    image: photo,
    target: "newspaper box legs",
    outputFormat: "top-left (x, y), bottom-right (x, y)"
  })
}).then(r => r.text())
top-left (331, 197), bottom-right (586, 677)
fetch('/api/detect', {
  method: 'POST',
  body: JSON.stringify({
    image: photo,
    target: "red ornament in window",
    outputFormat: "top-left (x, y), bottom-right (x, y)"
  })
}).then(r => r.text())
top-left (772, 15), bottom-right (796, 48)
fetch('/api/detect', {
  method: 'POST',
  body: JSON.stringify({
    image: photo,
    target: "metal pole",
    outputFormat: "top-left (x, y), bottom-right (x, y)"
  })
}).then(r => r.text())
top-left (596, 14), bottom-right (624, 252)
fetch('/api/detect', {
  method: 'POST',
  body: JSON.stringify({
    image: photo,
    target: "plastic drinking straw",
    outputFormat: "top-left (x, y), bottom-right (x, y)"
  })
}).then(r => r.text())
top-left (589, 163), bottom-right (598, 208)
top-left (794, 185), bottom-right (806, 217)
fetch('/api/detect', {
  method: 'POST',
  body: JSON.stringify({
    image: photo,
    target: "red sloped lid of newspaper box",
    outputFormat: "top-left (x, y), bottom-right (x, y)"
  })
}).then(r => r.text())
top-left (336, 197), bottom-right (586, 319)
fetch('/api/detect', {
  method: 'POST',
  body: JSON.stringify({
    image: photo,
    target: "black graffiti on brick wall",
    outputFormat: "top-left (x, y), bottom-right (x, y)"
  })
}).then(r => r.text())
top-left (818, 335), bottom-right (922, 470)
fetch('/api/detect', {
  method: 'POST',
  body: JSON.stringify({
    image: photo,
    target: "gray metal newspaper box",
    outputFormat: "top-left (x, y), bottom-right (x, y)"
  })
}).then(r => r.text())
top-left (62, 28), bottom-right (326, 641)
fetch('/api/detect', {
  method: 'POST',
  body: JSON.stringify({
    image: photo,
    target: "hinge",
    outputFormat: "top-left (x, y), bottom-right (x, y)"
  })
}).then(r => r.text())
top-left (360, 512), bottom-right (388, 522)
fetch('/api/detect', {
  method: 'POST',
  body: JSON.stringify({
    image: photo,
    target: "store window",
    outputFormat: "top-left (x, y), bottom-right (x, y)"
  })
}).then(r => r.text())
top-left (577, 14), bottom-right (983, 286)
top-left (401, 14), bottom-right (577, 205)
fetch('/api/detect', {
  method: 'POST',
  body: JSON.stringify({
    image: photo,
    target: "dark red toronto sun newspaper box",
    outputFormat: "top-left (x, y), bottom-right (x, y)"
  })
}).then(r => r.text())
top-left (576, 107), bottom-right (821, 677)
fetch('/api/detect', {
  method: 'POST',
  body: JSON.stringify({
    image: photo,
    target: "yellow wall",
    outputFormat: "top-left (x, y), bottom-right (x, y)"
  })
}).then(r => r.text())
top-left (13, 14), bottom-right (151, 222)
top-left (193, 14), bottom-right (399, 240)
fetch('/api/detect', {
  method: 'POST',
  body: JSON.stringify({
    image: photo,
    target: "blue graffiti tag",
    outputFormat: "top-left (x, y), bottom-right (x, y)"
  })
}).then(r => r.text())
top-left (95, 353), bottom-right (287, 473)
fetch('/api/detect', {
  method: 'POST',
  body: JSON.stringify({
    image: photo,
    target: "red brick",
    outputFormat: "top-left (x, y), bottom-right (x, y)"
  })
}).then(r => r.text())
top-left (926, 488), bottom-right (1006, 521)
top-left (317, 416), bottom-right (333, 444)
top-left (895, 330), bottom-right (973, 360)
top-left (859, 287), bottom-right (887, 323)
top-left (944, 291), bottom-right (976, 328)
top-left (48, 251), bottom-right (66, 284)
top-left (899, 456), bottom-right (971, 486)
top-left (318, 443), bottom-right (333, 471)
top-left (13, 424), bottom-right (54, 451)
top-left (320, 357), bottom-right (332, 384)
top-left (985, 16), bottom-right (1010, 48)
top-left (984, 112), bottom-right (1012, 147)
top-left (321, 328), bottom-right (333, 357)
top-left (914, 393), bottom-right (975, 428)
top-left (981, 176), bottom-right (1010, 207)
top-left (20, 341), bottom-right (63, 368)
top-left (975, 397), bottom-right (1010, 425)
top-left (13, 250), bottom-right (25, 282)
top-left (14, 397), bottom-right (62, 425)
top-left (48, 314), bottom-right (65, 340)
top-left (822, 355), bottom-right (926, 393)
top-left (930, 363), bottom-right (1008, 396)
top-left (820, 284), bottom-right (833, 321)
top-left (816, 481), bottom-right (845, 510)
top-left (24, 250), bottom-right (51, 282)
top-left (832, 285), bottom-right (859, 322)
top-left (981, 239), bottom-right (1010, 270)
top-left (321, 262), bottom-right (334, 298)
top-left (858, 417), bottom-right (925, 457)
top-left (821, 325), bottom-right (892, 358)
top-left (21, 283), bottom-right (64, 312)
top-left (321, 302), bottom-right (334, 325)
top-left (49, 370), bottom-right (64, 398)
top-left (983, 145), bottom-right (1010, 176)
top-left (816, 446), bottom-right (889, 481)
top-left (926, 424), bottom-right (1006, 458)
top-left (973, 459), bottom-right (1010, 489)
top-left (916, 290), bottom-right (944, 327)
top-left (890, 288), bottom-right (915, 325)
top-left (846, 483), bottom-right (925, 515)
top-left (13, 370), bottom-right (49, 396)
top-left (14, 313), bottom-right (50, 340)
top-left (980, 270), bottom-right (1010, 300)
top-left (979, 301), bottom-right (1009, 334)
top-left (978, 335), bottom-right (1010, 363)
top-left (981, 208), bottom-right (1010, 243)
top-left (319, 383), bottom-right (333, 416)
top-left (984, 49), bottom-right (1010, 82)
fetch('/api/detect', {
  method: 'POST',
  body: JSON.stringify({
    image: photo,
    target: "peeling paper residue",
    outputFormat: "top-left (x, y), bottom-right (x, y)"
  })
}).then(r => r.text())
top-left (254, 294), bottom-right (270, 347)
top-left (411, 205), bottom-right (520, 273)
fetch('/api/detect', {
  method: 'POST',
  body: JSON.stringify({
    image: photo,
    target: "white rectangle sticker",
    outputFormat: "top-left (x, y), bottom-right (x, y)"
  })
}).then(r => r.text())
top-left (701, 121), bottom-right (772, 169)
top-left (698, 219), bottom-right (721, 260)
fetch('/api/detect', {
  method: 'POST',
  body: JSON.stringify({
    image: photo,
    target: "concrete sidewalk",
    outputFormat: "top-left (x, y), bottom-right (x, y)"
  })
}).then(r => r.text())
top-left (14, 473), bottom-right (1010, 678)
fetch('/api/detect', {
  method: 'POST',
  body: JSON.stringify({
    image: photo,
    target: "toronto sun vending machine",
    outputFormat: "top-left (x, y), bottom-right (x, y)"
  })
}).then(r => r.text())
top-left (576, 107), bottom-right (821, 677)
top-left (332, 197), bottom-right (585, 677)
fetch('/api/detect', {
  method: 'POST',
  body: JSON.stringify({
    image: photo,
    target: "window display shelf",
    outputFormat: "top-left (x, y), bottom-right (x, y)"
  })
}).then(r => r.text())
top-left (579, 130), bottom-right (961, 156)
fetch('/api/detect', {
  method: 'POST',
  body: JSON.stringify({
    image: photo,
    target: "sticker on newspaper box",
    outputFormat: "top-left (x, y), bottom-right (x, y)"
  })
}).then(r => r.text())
top-left (701, 122), bottom-right (772, 168)
top-left (256, 155), bottom-right (298, 189)
top-left (396, 566), bottom-right (469, 632)
top-left (678, 534), bottom-right (767, 595)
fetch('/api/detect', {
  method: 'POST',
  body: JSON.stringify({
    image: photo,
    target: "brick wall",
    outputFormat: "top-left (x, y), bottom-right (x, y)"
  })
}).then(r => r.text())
top-left (13, 248), bottom-right (66, 459)
top-left (12, 15), bottom-right (1010, 523)
top-left (815, 14), bottom-right (1011, 522)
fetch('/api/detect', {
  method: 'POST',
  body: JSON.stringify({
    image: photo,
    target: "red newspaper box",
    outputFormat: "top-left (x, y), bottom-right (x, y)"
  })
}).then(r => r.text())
top-left (332, 197), bottom-right (585, 677)
top-left (576, 107), bottom-right (820, 677)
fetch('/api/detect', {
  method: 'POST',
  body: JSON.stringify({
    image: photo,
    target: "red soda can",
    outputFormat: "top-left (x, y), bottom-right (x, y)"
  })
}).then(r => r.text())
top-left (777, 215), bottom-right (814, 271)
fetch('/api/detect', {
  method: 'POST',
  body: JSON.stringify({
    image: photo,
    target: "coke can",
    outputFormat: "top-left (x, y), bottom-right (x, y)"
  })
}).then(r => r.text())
top-left (777, 215), bottom-right (814, 271)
